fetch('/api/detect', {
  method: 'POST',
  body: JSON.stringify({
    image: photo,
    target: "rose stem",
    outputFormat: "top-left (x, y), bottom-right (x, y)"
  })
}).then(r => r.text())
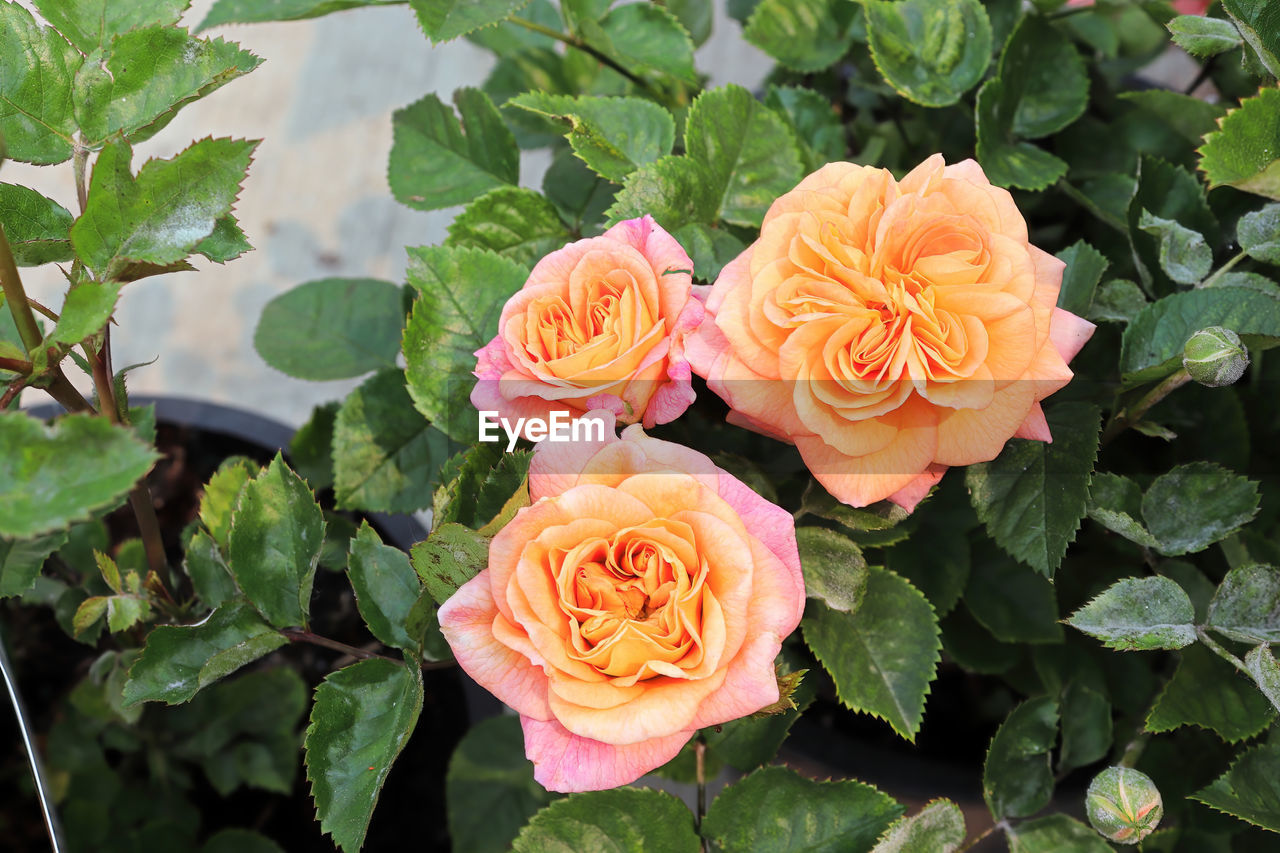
top-left (0, 223), bottom-right (44, 354)
top-left (508, 17), bottom-right (661, 98)
top-left (695, 736), bottom-right (708, 847)
top-left (1100, 368), bottom-right (1191, 446)
top-left (1195, 627), bottom-right (1250, 677)
top-left (280, 628), bottom-right (400, 663)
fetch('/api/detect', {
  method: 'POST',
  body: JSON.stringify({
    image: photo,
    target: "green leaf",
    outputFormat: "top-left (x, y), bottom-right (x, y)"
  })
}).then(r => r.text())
top-left (200, 456), bottom-right (257, 553)
top-left (884, 523), bottom-right (969, 617)
top-left (0, 412), bottom-right (157, 539)
top-left (1088, 279), bottom-right (1148, 325)
top-left (1066, 576), bottom-right (1196, 650)
top-left (1055, 240), bottom-right (1108, 318)
top-left (0, 530), bottom-right (66, 597)
top-left (702, 765), bottom-right (902, 853)
top-left (507, 93), bottom-right (675, 183)
top-left (410, 0), bottom-right (531, 42)
top-left (306, 658), bottom-right (423, 853)
top-left (1221, 0), bottom-right (1280, 78)
top-left (402, 244), bottom-right (528, 443)
top-left (871, 799), bottom-right (965, 853)
top-left (227, 453), bottom-right (325, 629)
top-left (0, 1), bottom-right (81, 164)
top-left (513, 788), bottom-right (699, 852)
top-left (543, 147), bottom-right (616, 235)
top-left (764, 85), bottom-right (848, 173)
top-left (1167, 14), bottom-right (1243, 58)
top-left (33, 0), bottom-right (187, 53)
top-left (606, 155), bottom-right (717, 233)
top-left (183, 528), bottom-right (236, 610)
top-left (31, 280), bottom-right (122, 371)
top-left (1244, 644), bottom-right (1280, 712)
top-left (71, 138), bottom-right (257, 281)
top-left (73, 28), bottom-right (260, 145)
top-left (667, 0), bottom-right (712, 46)
top-left (1142, 463), bottom-right (1259, 557)
top-left (1129, 157), bottom-right (1218, 293)
top-left (1005, 14), bottom-right (1090, 139)
top-left (703, 661), bottom-right (815, 771)
top-left (347, 522), bottom-right (421, 652)
top-left (446, 715), bottom-right (560, 853)
top-left (1200, 87), bottom-right (1280, 201)
top-left (803, 569), bottom-right (940, 741)
top-left (410, 522), bottom-right (489, 605)
top-left (965, 549), bottom-right (1062, 644)
top-left (254, 277), bottom-right (404, 381)
top-left (1009, 814), bottom-right (1112, 853)
top-left (1119, 89), bottom-right (1227, 147)
top-left (744, 0), bottom-right (857, 73)
top-left (290, 402), bottom-right (338, 491)
top-left (1120, 286), bottom-right (1280, 381)
top-left (1206, 563), bottom-right (1280, 644)
top-left (595, 3), bottom-right (697, 85)
top-left (389, 89), bottom-right (518, 211)
top-left (1191, 743), bottom-right (1280, 833)
top-left (333, 369), bottom-right (448, 514)
top-left (1238, 203), bottom-right (1280, 263)
top-left (1146, 644), bottom-right (1276, 741)
top-left (202, 828), bottom-right (286, 853)
top-left (1086, 472), bottom-right (1161, 549)
top-left (194, 214), bottom-right (252, 263)
top-left (672, 222), bottom-right (746, 283)
top-left (1058, 682), bottom-right (1112, 773)
top-left (445, 186), bottom-right (570, 268)
top-left (0, 183), bottom-right (73, 266)
top-left (682, 84), bottom-right (805, 228)
top-left (796, 526), bottom-right (868, 613)
top-left (965, 403), bottom-right (1099, 578)
top-left (975, 78), bottom-right (1068, 191)
top-left (1138, 210), bottom-right (1212, 285)
top-left (863, 0), bottom-right (993, 108)
top-left (983, 696), bottom-right (1059, 820)
top-left (199, 0), bottom-right (398, 30)
top-left (123, 600), bottom-right (287, 705)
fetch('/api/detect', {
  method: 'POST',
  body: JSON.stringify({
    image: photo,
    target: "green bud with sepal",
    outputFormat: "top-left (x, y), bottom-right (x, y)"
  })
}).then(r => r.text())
top-left (1086, 766), bottom-right (1163, 845)
top-left (1182, 326), bottom-right (1249, 387)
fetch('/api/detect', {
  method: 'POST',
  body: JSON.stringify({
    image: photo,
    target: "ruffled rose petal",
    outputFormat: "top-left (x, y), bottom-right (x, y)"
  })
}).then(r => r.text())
top-left (521, 717), bottom-right (692, 793)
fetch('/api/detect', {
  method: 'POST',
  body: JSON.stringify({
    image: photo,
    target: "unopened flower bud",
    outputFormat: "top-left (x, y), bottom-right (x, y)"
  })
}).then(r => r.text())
top-left (1086, 766), bottom-right (1162, 845)
top-left (1182, 326), bottom-right (1249, 387)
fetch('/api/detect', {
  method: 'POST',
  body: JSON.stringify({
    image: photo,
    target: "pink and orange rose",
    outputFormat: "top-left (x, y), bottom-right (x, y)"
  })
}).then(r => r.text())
top-left (471, 215), bottom-right (703, 432)
top-left (437, 415), bottom-right (804, 792)
top-left (686, 155), bottom-right (1095, 509)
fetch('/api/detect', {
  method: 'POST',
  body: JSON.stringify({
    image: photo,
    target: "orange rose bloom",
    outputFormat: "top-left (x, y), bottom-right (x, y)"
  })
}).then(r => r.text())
top-left (686, 155), bottom-right (1095, 509)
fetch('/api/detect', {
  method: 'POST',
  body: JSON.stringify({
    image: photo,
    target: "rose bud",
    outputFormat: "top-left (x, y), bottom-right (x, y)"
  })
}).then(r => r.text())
top-left (1086, 766), bottom-right (1163, 845)
top-left (1183, 326), bottom-right (1249, 387)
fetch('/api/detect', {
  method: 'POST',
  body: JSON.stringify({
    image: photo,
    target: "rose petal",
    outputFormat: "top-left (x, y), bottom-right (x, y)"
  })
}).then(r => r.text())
top-left (521, 716), bottom-right (692, 793)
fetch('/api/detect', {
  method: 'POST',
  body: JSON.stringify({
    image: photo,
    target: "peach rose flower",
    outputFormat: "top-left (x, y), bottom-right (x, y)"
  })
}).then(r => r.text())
top-left (437, 413), bottom-right (804, 792)
top-left (471, 215), bottom-right (703, 431)
top-left (686, 155), bottom-right (1095, 510)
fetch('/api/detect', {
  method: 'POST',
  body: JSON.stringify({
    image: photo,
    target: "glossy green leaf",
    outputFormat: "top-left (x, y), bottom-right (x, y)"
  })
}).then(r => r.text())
top-left (1146, 644), bottom-right (1276, 742)
top-left (1138, 210), bottom-right (1212, 285)
top-left (1006, 15), bottom-right (1090, 139)
top-left (682, 84), bottom-right (805, 228)
top-left (227, 453), bottom-right (325, 629)
top-left (410, 522), bottom-right (489, 605)
top-left (199, 456), bottom-right (257, 553)
top-left (1009, 814), bottom-right (1112, 853)
top-left (0, 183), bottom-right (74, 266)
top-left (446, 716), bottom-right (560, 853)
top-left (803, 569), bottom-right (940, 741)
top-left (744, 0), bottom-right (857, 72)
top-left (1167, 14), bottom-right (1243, 58)
top-left (0, 1), bottom-right (81, 164)
top-left (306, 658), bottom-right (423, 853)
top-left (1141, 463), bottom-right (1259, 557)
top-left (507, 93), bottom-right (674, 183)
top-left (1120, 287), bottom-right (1280, 382)
top-left (863, 0), bottom-right (993, 108)
top-left (983, 697), bottom-right (1059, 820)
top-left (123, 600), bottom-right (287, 705)
top-left (975, 78), bottom-right (1068, 191)
top-left (1238, 203), bottom-right (1280, 263)
top-left (333, 369), bottom-right (449, 514)
top-left (514, 788), bottom-right (699, 852)
top-left (1206, 563), bottom-right (1280, 644)
top-left (389, 89), bottom-right (518, 211)
top-left (1055, 240), bottom-right (1107, 318)
top-left (183, 528), bottom-right (236, 610)
top-left (445, 186), bottom-right (570, 268)
top-left (0, 530), bottom-right (66, 597)
top-left (31, 280), bottom-right (122, 371)
top-left (966, 403), bottom-right (1099, 577)
top-left (871, 799), bottom-right (965, 853)
top-left (1191, 743), bottom-right (1280, 833)
top-left (33, 0), bottom-right (187, 53)
top-left (1066, 576), bottom-right (1196, 651)
top-left (1200, 87), bottom-right (1280, 201)
top-left (596, 3), bottom-right (697, 85)
top-left (965, 549), bottom-right (1062, 644)
top-left (73, 28), bottom-right (260, 145)
top-left (796, 525), bottom-right (868, 613)
top-left (199, 0), bottom-right (398, 30)
top-left (411, 0), bottom-right (531, 42)
top-left (347, 522), bottom-right (421, 651)
top-left (1245, 644), bottom-right (1280, 712)
top-left (402, 244), bottom-right (527, 443)
top-left (0, 412), bottom-right (157, 539)
top-left (702, 765), bottom-right (902, 853)
top-left (71, 138), bottom-right (257, 281)
top-left (254, 277), bottom-right (403, 380)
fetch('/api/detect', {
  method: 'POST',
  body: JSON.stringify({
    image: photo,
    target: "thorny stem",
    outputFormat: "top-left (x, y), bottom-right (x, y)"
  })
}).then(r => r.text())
top-left (1101, 368), bottom-right (1192, 446)
top-left (73, 144), bottom-right (89, 214)
top-left (26, 297), bottom-right (58, 323)
top-left (1196, 627), bottom-right (1251, 676)
top-left (510, 17), bottom-right (661, 97)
